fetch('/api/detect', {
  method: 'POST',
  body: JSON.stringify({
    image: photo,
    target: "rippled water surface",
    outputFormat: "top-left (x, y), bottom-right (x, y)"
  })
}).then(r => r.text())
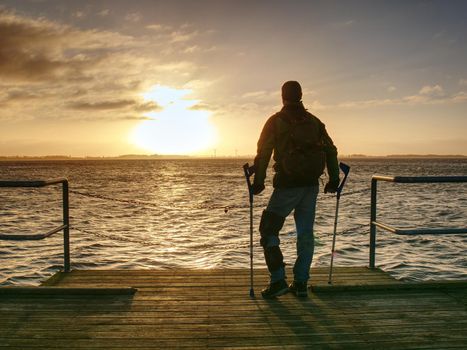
top-left (1, 158), bottom-right (466, 285)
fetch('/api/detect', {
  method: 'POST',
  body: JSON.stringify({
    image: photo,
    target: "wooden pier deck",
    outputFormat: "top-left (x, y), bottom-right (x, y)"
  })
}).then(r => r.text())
top-left (1, 267), bottom-right (466, 349)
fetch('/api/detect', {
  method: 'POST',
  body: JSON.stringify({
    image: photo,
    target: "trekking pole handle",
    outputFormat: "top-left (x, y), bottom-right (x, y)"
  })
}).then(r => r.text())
top-left (243, 163), bottom-right (255, 203)
top-left (336, 162), bottom-right (350, 199)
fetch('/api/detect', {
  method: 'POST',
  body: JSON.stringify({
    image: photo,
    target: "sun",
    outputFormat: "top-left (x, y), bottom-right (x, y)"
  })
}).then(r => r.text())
top-left (130, 85), bottom-right (217, 155)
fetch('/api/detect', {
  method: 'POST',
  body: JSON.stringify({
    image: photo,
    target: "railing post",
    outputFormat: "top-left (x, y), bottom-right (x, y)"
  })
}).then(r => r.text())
top-left (369, 178), bottom-right (377, 269)
top-left (62, 180), bottom-right (70, 273)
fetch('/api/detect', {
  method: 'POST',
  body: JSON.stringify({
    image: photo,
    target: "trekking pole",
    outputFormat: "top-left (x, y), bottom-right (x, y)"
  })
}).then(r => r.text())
top-left (328, 162), bottom-right (351, 284)
top-left (243, 163), bottom-right (255, 298)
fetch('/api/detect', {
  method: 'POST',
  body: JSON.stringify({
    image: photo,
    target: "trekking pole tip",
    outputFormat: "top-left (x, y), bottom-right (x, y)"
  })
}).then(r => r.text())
top-left (249, 288), bottom-right (255, 298)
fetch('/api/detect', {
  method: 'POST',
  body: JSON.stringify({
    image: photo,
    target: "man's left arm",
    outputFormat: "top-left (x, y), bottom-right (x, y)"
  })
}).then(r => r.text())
top-left (320, 123), bottom-right (340, 193)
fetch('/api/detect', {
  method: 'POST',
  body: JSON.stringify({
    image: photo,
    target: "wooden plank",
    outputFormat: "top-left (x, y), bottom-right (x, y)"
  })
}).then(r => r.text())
top-left (0, 296), bottom-right (462, 311)
top-left (1, 317), bottom-right (466, 333)
top-left (1, 311), bottom-right (465, 326)
top-left (2, 303), bottom-right (463, 316)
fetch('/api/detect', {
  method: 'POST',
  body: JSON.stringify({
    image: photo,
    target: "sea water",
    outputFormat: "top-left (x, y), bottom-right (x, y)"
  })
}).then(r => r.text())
top-left (0, 158), bottom-right (466, 285)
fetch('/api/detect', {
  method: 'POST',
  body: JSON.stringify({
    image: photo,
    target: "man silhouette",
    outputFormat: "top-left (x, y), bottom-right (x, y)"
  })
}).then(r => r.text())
top-left (252, 81), bottom-right (339, 298)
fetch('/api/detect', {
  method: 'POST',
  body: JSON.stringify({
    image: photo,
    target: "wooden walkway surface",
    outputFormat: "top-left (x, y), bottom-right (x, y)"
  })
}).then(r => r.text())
top-left (0, 267), bottom-right (466, 349)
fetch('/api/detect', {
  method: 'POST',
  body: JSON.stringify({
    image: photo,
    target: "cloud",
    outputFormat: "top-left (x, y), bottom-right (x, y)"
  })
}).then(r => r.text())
top-left (146, 24), bottom-right (163, 30)
top-left (242, 91), bottom-right (268, 99)
top-left (3, 89), bottom-right (42, 102)
top-left (119, 115), bottom-right (153, 121)
top-left (146, 23), bottom-right (171, 31)
top-left (69, 100), bottom-right (135, 111)
top-left (459, 79), bottom-right (467, 87)
top-left (74, 114), bottom-right (154, 121)
top-left (214, 100), bottom-right (278, 120)
top-left (98, 9), bottom-right (110, 17)
top-left (68, 99), bottom-right (160, 112)
top-left (153, 61), bottom-right (196, 72)
top-left (183, 45), bottom-right (200, 53)
top-left (332, 20), bottom-right (356, 29)
top-left (124, 12), bottom-right (142, 23)
top-left (170, 30), bottom-right (199, 43)
top-left (338, 84), bottom-right (467, 108)
top-left (0, 11), bottom-right (72, 80)
top-left (308, 100), bottom-right (327, 111)
top-left (241, 90), bottom-right (279, 102)
top-left (183, 79), bottom-right (215, 90)
top-left (72, 11), bottom-right (85, 19)
top-left (0, 8), bottom-right (134, 82)
top-left (418, 84), bottom-right (444, 96)
top-left (403, 84), bottom-right (446, 104)
top-left (189, 102), bottom-right (212, 111)
top-left (182, 44), bottom-right (217, 54)
top-left (451, 91), bottom-right (467, 102)
top-left (338, 98), bottom-right (394, 108)
top-left (0, 10), bottom-right (206, 84)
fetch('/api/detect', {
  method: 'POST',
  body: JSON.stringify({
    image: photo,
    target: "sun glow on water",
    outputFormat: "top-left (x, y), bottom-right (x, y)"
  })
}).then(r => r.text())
top-left (130, 85), bottom-right (217, 155)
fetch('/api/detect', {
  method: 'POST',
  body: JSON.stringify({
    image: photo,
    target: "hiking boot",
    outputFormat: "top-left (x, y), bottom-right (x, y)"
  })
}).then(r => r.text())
top-left (261, 279), bottom-right (289, 299)
top-left (289, 281), bottom-right (308, 297)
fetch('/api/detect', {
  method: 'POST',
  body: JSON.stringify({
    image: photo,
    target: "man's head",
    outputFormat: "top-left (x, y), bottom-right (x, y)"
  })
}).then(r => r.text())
top-left (281, 81), bottom-right (302, 104)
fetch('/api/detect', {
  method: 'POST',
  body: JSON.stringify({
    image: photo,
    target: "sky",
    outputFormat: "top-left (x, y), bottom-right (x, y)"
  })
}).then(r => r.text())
top-left (0, 0), bottom-right (466, 157)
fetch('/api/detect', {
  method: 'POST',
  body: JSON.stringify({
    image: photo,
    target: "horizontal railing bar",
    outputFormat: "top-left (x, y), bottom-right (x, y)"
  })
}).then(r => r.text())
top-left (0, 178), bottom-right (67, 187)
top-left (372, 175), bottom-right (467, 183)
top-left (396, 228), bottom-right (467, 235)
top-left (372, 176), bottom-right (396, 182)
top-left (373, 221), bottom-right (467, 235)
top-left (0, 180), bottom-right (47, 187)
top-left (372, 221), bottom-right (397, 233)
top-left (0, 225), bottom-right (67, 241)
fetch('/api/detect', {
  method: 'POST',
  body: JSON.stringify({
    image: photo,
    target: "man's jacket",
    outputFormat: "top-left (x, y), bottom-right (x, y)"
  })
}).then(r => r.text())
top-left (253, 102), bottom-right (339, 188)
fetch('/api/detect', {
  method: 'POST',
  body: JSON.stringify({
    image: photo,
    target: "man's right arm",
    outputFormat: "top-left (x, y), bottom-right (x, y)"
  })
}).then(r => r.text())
top-left (253, 116), bottom-right (275, 192)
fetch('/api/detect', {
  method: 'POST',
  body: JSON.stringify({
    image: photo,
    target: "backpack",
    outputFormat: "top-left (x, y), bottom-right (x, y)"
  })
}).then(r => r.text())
top-left (276, 111), bottom-right (326, 183)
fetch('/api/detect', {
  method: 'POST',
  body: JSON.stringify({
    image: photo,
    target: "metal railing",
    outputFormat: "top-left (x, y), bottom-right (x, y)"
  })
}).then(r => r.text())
top-left (369, 175), bottom-right (467, 268)
top-left (0, 179), bottom-right (70, 272)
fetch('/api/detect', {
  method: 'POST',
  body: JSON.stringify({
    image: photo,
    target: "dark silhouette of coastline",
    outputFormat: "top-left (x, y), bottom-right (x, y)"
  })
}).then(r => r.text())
top-left (346, 154), bottom-right (467, 159)
top-left (0, 154), bottom-right (190, 161)
top-left (0, 154), bottom-right (465, 161)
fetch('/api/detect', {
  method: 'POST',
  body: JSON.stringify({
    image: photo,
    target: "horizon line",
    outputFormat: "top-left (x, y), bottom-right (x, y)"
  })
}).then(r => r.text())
top-left (0, 153), bottom-right (466, 160)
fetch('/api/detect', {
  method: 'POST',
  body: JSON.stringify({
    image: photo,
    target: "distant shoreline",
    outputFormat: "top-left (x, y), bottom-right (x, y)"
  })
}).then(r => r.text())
top-left (0, 154), bottom-right (466, 161)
